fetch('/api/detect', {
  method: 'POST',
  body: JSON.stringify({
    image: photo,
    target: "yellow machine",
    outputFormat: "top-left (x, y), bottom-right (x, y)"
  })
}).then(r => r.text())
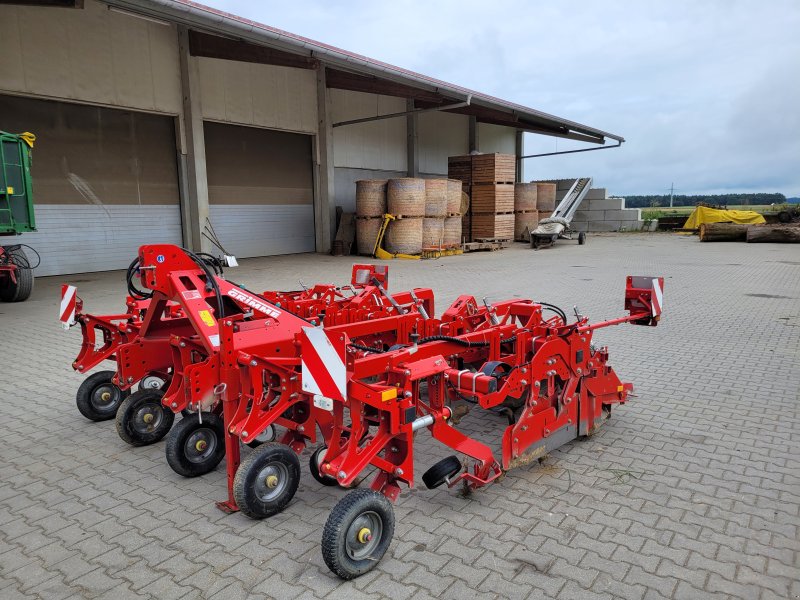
top-left (373, 214), bottom-right (420, 260)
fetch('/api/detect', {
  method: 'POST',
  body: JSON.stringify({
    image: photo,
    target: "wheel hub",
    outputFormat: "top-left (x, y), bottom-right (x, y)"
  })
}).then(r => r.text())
top-left (254, 462), bottom-right (289, 501)
top-left (143, 413), bottom-right (154, 424)
top-left (195, 440), bottom-right (208, 452)
top-left (100, 391), bottom-right (111, 403)
top-left (357, 527), bottom-right (372, 544)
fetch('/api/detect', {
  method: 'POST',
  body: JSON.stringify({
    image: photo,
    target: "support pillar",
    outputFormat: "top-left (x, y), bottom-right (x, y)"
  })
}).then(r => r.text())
top-left (177, 26), bottom-right (210, 253)
top-left (515, 130), bottom-right (524, 182)
top-left (469, 116), bottom-right (478, 153)
top-left (315, 66), bottom-right (334, 254)
top-left (406, 98), bottom-right (419, 177)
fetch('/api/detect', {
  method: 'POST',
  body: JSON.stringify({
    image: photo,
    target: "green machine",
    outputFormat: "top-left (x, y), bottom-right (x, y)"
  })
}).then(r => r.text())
top-left (0, 131), bottom-right (37, 302)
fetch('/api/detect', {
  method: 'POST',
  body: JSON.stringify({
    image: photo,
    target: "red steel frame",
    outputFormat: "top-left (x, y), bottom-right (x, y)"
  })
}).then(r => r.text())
top-left (70, 245), bottom-right (662, 519)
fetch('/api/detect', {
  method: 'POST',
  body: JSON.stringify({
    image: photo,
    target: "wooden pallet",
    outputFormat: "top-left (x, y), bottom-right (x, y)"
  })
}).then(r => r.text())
top-left (471, 153), bottom-right (515, 184)
top-left (471, 183), bottom-right (514, 213)
top-left (462, 239), bottom-right (512, 252)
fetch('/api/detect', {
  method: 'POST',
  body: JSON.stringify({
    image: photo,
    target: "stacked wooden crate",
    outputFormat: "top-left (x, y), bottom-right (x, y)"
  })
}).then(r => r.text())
top-left (448, 153), bottom-right (516, 242)
top-left (448, 155), bottom-right (473, 242)
top-left (470, 154), bottom-right (515, 240)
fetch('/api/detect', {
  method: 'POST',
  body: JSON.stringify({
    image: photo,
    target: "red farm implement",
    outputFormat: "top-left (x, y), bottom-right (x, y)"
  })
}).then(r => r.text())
top-left (65, 245), bottom-right (664, 579)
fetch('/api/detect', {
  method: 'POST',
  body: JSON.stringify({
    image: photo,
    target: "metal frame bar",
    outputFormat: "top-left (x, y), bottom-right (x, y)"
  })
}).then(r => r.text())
top-left (332, 97), bottom-right (471, 128)
top-left (519, 139), bottom-right (623, 160)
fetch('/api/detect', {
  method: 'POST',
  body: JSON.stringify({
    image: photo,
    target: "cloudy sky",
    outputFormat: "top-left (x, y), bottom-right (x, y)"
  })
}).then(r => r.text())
top-left (205, 0), bottom-right (799, 196)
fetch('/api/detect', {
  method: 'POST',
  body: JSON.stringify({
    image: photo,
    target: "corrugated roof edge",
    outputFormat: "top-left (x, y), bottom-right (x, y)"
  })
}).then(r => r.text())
top-left (105, 0), bottom-right (624, 143)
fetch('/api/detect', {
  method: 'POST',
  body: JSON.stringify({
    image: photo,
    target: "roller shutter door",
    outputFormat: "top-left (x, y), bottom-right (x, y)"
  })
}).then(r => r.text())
top-left (204, 121), bottom-right (315, 258)
top-left (0, 94), bottom-right (182, 276)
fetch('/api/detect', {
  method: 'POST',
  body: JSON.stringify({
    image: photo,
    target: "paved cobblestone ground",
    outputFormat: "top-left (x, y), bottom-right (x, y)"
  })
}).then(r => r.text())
top-left (1, 234), bottom-right (798, 599)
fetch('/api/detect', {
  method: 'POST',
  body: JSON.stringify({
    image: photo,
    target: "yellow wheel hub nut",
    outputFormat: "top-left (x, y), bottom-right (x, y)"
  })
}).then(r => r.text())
top-left (101, 391), bottom-right (111, 402)
top-left (357, 528), bottom-right (372, 544)
top-left (195, 440), bottom-right (207, 452)
top-left (265, 475), bottom-right (279, 488)
top-left (143, 413), bottom-right (154, 424)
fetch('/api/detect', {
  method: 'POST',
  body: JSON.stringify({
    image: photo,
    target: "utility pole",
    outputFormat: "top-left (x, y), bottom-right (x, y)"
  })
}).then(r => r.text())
top-left (669, 182), bottom-right (675, 208)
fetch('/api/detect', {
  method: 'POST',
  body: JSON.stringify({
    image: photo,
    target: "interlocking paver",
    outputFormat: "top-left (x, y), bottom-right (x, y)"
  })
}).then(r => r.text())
top-left (1, 234), bottom-right (799, 599)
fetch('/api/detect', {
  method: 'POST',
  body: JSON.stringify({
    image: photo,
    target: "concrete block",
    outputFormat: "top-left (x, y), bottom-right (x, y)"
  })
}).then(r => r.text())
top-left (586, 188), bottom-right (607, 200)
top-left (573, 210), bottom-right (604, 223)
top-left (588, 220), bottom-right (622, 232)
top-left (619, 220), bottom-right (644, 231)
top-left (620, 208), bottom-right (642, 220)
top-left (605, 209), bottom-right (637, 220)
top-left (571, 221), bottom-right (588, 232)
top-left (557, 178), bottom-right (577, 191)
top-left (586, 198), bottom-right (624, 211)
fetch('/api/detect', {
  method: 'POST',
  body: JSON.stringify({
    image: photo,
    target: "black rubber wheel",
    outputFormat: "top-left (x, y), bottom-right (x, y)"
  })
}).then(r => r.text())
top-left (246, 424), bottom-right (277, 448)
top-left (0, 248), bottom-right (34, 302)
top-left (233, 443), bottom-right (300, 519)
top-left (530, 237), bottom-right (538, 249)
top-left (165, 412), bottom-right (226, 477)
top-left (309, 445), bottom-right (339, 486)
top-left (778, 210), bottom-right (791, 223)
top-left (422, 455), bottom-right (462, 489)
top-left (115, 389), bottom-right (174, 446)
top-left (322, 489), bottom-right (395, 580)
top-left (578, 232), bottom-right (587, 245)
top-left (137, 374), bottom-right (166, 392)
top-left (75, 370), bottom-right (129, 422)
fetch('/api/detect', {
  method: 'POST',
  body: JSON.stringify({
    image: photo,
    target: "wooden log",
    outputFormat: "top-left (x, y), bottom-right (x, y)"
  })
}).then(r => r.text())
top-left (699, 222), bottom-right (749, 242)
top-left (746, 223), bottom-right (800, 243)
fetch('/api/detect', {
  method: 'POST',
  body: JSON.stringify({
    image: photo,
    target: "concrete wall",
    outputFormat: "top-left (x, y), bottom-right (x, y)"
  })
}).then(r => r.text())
top-left (418, 111), bottom-right (469, 175)
top-left (198, 58), bottom-right (317, 134)
top-left (0, 0), bottom-right (181, 115)
top-left (477, 123), bottom-right (516, 154)
top-left (572, 188), bottom-right (644, 232)
top-left (331, 89), bottom-right (406, 171)
top-left (333, 167), bottom-right (406, 214)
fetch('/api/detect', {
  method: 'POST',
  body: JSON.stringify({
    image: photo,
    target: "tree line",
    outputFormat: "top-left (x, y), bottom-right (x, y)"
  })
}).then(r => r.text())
top-left (623, 193), bottom-right (787, 208)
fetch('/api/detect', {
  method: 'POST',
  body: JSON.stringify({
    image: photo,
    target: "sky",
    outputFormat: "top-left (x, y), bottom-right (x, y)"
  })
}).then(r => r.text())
top-left (202, 0), bottom-right (800, 197)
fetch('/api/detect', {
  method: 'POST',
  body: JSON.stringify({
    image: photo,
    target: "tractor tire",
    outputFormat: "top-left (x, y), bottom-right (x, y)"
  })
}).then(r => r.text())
top-left (233, 443), bottom-right (300, 519)
top-left (309, 445), bottom-right (339, 486)
top-left (115, 389), bottom-right (174, 446)
top-left (165, 412), bottom-right (226, 477)
top-left (422, 455), bottom-right (462, 489)
top-left (778, 210), bottom-right (791, 223)
top-left (76, 370), bottom-right (129, 422)
top-left (322, 488), bottom-right (395, 580)
top-left (0, 247), bottom-right (34, 302)
top-left (578, 232), bottom-right (587, 245)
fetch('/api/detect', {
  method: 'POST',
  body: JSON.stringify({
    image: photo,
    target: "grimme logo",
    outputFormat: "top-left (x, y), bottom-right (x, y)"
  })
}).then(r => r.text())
top-left (228, 289), bottom-right (281, 319)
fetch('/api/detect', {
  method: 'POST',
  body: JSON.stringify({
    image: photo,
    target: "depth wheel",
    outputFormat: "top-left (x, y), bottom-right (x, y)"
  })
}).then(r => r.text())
top-left (422, 455), bottom-right (462, 489)
top-left (322, 489), bottom-right (395, 580)
top-left (233, 443), bottom-right (300, 519)
top-left (246, 424), bottom-right (277, 448)
top-left (165, 412), bottom-right (225, 477)
top-left (309, 445), bottom-right (339, 486)
top-left (76, 370), bottom-right (128, 422)
top-left (138, 374), bottom-right (166, 392)
top-left (578, 231), bottom-right (586, 245)
top-left (115, 389), bottom-right (174, 446)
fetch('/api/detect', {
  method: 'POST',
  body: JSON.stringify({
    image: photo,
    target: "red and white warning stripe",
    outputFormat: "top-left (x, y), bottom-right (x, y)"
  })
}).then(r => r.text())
top-left (301, 327), bottom-right (347, 402)
top-left (651, 278), bottom-right (663, 317)
top-left (60, 284), bottom-right (77, 329)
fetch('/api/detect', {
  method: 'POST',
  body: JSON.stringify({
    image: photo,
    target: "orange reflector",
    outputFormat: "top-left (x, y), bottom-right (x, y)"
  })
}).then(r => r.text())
top-left (617, 385), bottom-right (624, 392)
top-left (381, 388), bottom-right (398, 401)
